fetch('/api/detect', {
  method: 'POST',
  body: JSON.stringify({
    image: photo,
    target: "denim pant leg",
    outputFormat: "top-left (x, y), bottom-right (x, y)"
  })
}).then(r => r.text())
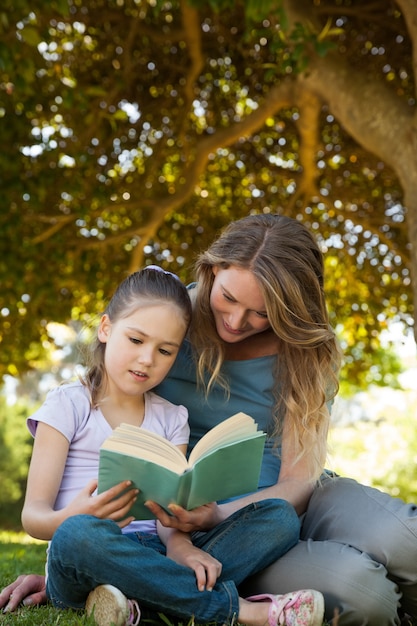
top-left (46, 514), bottom-right (239, 624)
top-left (192, 498), bottom-right (300, 585)
top-left (46, 499), bottom-right (298, 624)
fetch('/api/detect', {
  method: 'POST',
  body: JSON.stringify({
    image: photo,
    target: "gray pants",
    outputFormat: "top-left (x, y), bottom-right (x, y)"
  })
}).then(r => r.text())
top-left (241, 476), bottom-right (417, 625)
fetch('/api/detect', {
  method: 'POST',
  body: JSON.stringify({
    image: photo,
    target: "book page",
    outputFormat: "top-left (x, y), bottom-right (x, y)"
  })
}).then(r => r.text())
top-left (101, 425), bottom-right (188, 472)
top-left (188, 412), bottom-right (259, 465)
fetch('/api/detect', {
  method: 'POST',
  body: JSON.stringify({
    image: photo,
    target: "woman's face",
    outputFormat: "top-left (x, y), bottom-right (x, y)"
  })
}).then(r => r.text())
top-left (210, 265), bottom-right (271, 343)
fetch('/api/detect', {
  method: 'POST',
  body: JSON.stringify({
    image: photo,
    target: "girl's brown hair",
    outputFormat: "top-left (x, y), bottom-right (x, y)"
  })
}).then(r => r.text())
top-left (83, 267), bottom-right (192, 406)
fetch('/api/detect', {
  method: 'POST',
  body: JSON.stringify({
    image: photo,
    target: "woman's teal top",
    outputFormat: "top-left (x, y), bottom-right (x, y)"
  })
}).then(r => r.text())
top-left (156, 338), bottom-right (282, 491)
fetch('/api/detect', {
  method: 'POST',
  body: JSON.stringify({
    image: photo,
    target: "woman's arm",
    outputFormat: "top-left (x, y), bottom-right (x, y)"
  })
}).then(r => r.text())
top-left (147, 458), bottom-right (314, 531)
top-left (147, 418), bottom-right (321, 530)
top-left (0, 574), bottom-right (47, 612)
top-left (22, 422), bottom-right (140, 540)
top-left (219, 417), bottom-right (318, 518)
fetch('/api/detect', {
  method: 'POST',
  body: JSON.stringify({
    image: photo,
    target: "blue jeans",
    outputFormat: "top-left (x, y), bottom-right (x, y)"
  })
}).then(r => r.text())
top-left (46, 498), bottom-right (299, 624)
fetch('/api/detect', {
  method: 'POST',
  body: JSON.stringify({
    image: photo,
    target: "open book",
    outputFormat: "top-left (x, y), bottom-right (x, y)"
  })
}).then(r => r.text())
top-left (98, 412), bottom-right (266, 520)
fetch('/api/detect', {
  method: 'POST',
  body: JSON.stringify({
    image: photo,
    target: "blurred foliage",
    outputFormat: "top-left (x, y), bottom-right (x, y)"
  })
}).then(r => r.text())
top-left (329, 386), bottom-right (417, 503)
top-left (0, 0), bottom-right (415, 391)
top-left (0, 396), bottom-right (34, 527)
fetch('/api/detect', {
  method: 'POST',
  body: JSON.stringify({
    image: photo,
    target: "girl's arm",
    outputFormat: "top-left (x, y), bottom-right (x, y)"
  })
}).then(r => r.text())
top-left (157, 523), bottom-right (222, 591)
top-left (21, 422), bottom-right (71, 539)
top-left (22, 422), bottom-right (139, 541)
top-left (176, 443), bottom-right (188, 455)
top-left (155, 440), bottom-right (222, 591)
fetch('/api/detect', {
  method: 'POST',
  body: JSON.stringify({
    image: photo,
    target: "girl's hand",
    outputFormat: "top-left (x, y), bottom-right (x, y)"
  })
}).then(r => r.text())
top-left (66, 479), bottom-right (139, 527)
top-left (145, 500), bottom-right (223, 532)
top-left (0, 574), bottom-right (47, 612)
top-left (165, 532), bottom-right (222, 591)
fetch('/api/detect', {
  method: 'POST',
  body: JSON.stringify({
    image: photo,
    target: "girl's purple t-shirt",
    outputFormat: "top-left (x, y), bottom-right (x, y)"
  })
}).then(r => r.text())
top-left (27, 380), bottom-right (190, 535)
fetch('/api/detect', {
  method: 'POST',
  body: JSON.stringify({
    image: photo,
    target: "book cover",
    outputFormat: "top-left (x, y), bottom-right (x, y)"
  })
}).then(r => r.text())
top-left (98, 413), bottom-right (266, 519)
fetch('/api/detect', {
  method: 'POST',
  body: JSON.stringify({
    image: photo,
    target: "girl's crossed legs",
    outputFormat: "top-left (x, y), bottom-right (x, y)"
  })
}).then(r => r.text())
top-left (47, 498), bottom-right (301, 624)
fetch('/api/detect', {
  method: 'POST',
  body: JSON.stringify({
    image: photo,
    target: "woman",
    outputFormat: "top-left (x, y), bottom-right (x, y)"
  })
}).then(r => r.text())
top-left (153, 214), bottom-right (417, 625)
top-left (2, 214), bottom-right (416, 624)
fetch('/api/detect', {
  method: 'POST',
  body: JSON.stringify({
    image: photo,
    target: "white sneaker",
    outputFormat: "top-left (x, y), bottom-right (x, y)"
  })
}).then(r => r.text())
top-left (85, 584), bottom-right (141, 626)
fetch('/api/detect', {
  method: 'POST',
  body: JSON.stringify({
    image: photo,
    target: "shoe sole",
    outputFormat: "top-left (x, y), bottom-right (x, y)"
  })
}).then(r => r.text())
top-left (310, 589), bottom-right (325, 626)
top-left (85, 584), bottom-right (130, 626)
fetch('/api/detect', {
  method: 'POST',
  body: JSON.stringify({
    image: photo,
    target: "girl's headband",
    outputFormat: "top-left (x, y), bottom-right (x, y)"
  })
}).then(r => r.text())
top-left (144, 264), bottom-right (180, 281)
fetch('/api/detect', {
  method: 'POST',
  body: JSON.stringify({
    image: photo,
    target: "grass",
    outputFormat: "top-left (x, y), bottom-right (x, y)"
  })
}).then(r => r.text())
top-left (0, 531), bottom-right (197, 626)
top-left (0, 531), bottom-right (340, 626)
top-left (0, 531), bottom-right (91, 626)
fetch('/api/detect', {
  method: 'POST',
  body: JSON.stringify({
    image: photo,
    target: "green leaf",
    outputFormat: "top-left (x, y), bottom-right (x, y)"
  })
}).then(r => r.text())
top-left (20, 26), bottom-right (42, 47)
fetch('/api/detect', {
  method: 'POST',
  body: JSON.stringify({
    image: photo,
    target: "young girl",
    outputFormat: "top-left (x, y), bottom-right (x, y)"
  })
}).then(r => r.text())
top-left (6, 265), bottom-right (325, 626)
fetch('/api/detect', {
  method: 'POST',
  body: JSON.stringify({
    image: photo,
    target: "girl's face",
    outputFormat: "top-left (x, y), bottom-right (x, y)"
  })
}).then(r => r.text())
top-left (98, 301), bottom-right (187, 399)
top-left (210, 265), bottom-right (271, 343)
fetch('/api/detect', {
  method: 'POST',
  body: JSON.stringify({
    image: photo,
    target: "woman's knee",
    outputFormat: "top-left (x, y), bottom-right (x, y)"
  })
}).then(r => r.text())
top-left (240, 540), bottom-right (400, 626)
top-left (305, 477), bottom-right (417, 583)
top-left (326, 559), bottom-right (400, 625)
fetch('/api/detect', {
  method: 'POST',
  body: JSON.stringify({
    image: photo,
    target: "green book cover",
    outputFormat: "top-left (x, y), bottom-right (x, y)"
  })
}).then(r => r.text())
top-left (97, 413), bottom-right (266, 520)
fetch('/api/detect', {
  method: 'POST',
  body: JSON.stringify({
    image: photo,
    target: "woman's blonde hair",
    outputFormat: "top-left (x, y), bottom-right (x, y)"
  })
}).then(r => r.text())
top-left (190, 214), bottom-right (342, 480)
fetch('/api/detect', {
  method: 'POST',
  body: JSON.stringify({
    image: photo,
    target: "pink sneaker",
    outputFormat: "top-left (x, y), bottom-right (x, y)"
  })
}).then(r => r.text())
top-left (85, 584), bottom-right (141, 626)
top-left (246, 589), bottom-right (325, 626)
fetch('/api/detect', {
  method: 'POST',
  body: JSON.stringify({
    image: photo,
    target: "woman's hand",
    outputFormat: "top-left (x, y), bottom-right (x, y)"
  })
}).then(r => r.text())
top-left (145, 500), bottom-right (223, 532)
top-left (0, 574), bottom-right (47, 612)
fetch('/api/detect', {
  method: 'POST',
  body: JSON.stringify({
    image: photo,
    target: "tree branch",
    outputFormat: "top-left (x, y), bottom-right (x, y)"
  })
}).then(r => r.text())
top-left (292, 87), bottom-right (322, 205)
top-left (68, 80), bottom-right (297, 255)
top-left (395, 0), bottom-right (417, 100)
top-left (32, 215), bottom-right (76, 244)
top-left (300, 53), bottom-right (415, 184)
top-left (180, 0), bottom-right (204, 115)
